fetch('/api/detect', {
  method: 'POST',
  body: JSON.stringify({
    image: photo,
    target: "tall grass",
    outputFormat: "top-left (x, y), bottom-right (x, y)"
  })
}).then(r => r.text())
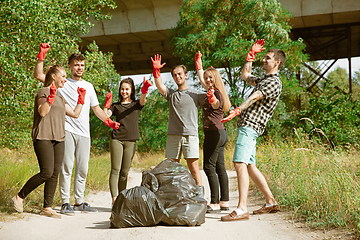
top-left (0, 148), bottom-right (48, 214)
top-left (1, 135), bottom-right (359, 237)
top-left (256, 135), bottom-right (360, 236)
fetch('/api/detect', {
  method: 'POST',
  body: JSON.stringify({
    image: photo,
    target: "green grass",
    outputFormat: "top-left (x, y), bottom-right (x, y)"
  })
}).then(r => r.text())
top-left (255, 137), bottom-right (360, 237)
top-left (0, 148), bottom-right (48, 216)
top-left (1, 137), bottom-right (359, 237)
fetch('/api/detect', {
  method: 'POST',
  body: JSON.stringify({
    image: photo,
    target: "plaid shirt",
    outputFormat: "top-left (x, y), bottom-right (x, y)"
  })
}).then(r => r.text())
top-left (237, 73), bottom-right (282, 136)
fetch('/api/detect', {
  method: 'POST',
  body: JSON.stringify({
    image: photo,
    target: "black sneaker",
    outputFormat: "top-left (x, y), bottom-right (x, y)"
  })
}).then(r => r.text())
top-left (60, 203), bottom-right (75, 216)
top-left (73, 202), bottom-right (98, 213)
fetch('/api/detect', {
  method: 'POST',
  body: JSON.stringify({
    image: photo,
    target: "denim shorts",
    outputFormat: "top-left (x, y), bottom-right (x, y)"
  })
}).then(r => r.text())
top-left (233, 126), bottom-right (259, 164)
top-left (165, 134), bottom-right (199, 159)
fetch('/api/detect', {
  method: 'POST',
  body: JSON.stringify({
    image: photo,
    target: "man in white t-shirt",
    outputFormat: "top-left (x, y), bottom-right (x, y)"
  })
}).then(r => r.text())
top-left (34, 43), bottom-right (119, 215)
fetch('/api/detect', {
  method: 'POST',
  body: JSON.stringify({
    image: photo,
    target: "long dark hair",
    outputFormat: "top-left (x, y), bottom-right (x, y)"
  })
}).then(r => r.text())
top-left (44, 65), bottom-right (65, 87)
top-left (119, 78), bottom-right (135, 102)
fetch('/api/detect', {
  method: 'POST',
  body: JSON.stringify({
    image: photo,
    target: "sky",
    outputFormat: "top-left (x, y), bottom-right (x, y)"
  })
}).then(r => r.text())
top-left (122, 57), bottom-right (360, 88)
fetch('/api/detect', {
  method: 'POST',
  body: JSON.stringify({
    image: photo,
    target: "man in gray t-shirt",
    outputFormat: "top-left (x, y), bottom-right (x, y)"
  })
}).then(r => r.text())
top-left (151, 54), bottom-right (206, 186)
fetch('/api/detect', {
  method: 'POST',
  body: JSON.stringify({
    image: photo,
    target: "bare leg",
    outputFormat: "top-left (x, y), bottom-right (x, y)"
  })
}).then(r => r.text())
top-left (234, 162), bottom-right (249, 212)
top-left (247, 164), bottom-right (276, 205)
top-left (186, 158), bottom-right (202, 186)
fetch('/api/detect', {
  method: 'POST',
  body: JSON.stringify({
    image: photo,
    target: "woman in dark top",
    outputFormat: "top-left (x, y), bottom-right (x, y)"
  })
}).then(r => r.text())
top-left (12, 65), bottom-right (85, 218)
top-left (195, 51), bottom-right (232, 212)
top-left (104, 77), bottom-right (151, 204)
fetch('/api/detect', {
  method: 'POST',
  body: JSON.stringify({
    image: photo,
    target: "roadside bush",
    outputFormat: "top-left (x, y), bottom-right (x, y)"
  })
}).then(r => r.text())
top-left (292, 93), bottom-right (360, 147)
top-left (257, 133), bottom-right (360, 237)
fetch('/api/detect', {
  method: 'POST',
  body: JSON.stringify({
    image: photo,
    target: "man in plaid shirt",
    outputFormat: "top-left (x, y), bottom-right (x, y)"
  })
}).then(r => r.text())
top-left (220, 39), bottom-right (286, 221)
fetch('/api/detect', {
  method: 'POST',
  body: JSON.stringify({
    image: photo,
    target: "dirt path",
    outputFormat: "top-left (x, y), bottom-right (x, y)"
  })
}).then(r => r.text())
top-left (0, 171), bottom-right (347, 240)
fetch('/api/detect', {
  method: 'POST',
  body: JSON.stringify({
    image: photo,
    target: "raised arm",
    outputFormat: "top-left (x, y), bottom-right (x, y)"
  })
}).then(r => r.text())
top-left (139, 76), bottom-right (152, 106)
top-left (103, 91), bottom-right (113, 117)
top-left (38, 83), bottom-right (85, 118)
top-left (151, 54), bottom-right (166, 96)
top-left (33, 43), bottom-right (50, 83)
top-left (241, 39), bottom-right (266, 86)
top-left (207, 87), bottom-right (220, 109)
top-left (37, 83), bottom-right (56, 117)
top-left (195, 51), bottom-right (207, 90)
top-left (38, 97), bottom-right (51, 118)
top-left (65, 87), bottom-right (86, 118)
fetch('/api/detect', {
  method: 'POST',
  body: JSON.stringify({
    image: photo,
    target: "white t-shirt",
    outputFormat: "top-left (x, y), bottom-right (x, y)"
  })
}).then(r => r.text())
top-left (57, 78), bottom-right (99, 138)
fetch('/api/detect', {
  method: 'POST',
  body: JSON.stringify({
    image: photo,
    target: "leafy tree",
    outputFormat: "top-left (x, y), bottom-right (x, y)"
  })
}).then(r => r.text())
top-left (301, 64), bottom-right (360, 100)
top-left (327, 67), bottom-right (348, 88)
top-left (300, 61), bottom-right (321, 88)
top-left (326, 66), bottom-right (360, 100)
top-left (137, 90), bottom-right (170, 153)
top-left (0, 0), bottom-right (117, 149)
top-left (170, 0), bottom-right (359, 147)
top-left (353, 70), bottom-right (360, 100)
top-left (354, 70), bottom-right (360, 82)
top-left (292, 92), bottom-right (360, 147)
top-left (170, 0), bottom-right (308, 107)
top-left (267, 65), bottom-right (360, 146)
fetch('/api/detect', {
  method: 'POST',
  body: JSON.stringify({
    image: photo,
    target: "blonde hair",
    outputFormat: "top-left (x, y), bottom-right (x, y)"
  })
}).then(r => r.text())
top-left (204, 68), bottom-right (231, 112)
top-left (44, 65), bottom-right (65, 87)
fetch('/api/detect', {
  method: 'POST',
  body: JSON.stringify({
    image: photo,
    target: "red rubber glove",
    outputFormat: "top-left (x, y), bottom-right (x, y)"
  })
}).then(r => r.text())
top-left (195, 51), bottom-right (203, 70)
top-left (207, 87), bottom-right (216, 104)
top-left (77, 87), bottom-right (86, 105)
top-left (141, 77), bottom-right (152, 94)
top-left (221, 107), bottom-right (241, 123)
top-left (150, 54), bottom-right (166, 78)
top-left (47, 83), bottom-right (57, 104)
top-left (104, 118), bottom-right (120, 130)
top-left (246, 39), bottom-right (266, 62)
top-left (104, 91), bottom-right (112, 108)
top-left (37, 43), bottom-right (50, 61)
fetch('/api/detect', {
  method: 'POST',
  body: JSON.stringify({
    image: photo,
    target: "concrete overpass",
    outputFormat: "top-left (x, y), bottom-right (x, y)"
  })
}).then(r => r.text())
top-left (79, 0), bottom-right (360, 76)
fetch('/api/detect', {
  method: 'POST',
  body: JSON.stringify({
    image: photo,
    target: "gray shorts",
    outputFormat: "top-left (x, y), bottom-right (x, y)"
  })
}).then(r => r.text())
top-left (165, 134), bottom-right (199, 159)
